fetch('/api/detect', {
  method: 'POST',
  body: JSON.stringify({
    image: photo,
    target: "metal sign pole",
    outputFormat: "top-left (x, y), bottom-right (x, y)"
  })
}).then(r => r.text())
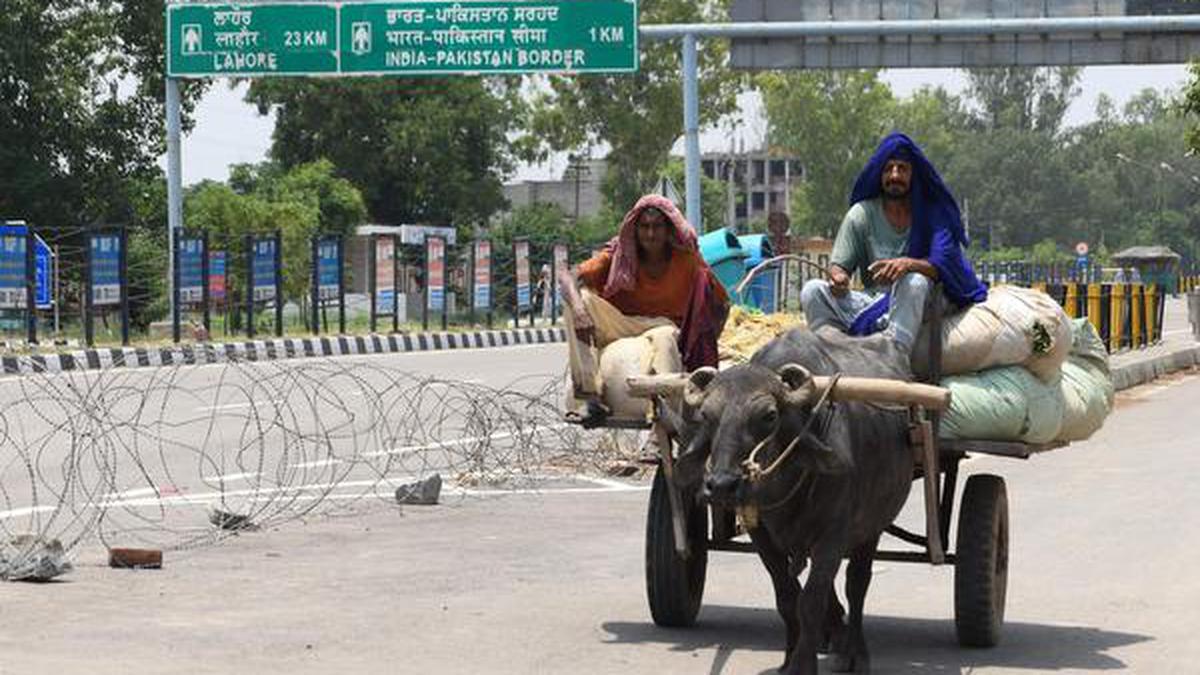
top-left (24, 227), bottom-right (35, 345)
top-left (85, 231), bottom-right (94, 348)
top-left (119, 227), bottom-right (130, 346)
top-left (469, 240), bottom-right (477, 327)
top-left (337, 236), bottom-right (346, 334)
top-left (682, 33), bottom-right (702, 234)
top-left (310, 236), bottom-right (320, 335)
top-left (422, 238), bottom-right (430, 332)
top-left (392, 234), bottom-right (399, 333)
top-left (245, 233), bottom-right (255, 339)
top-left (441, 238), bottom-right (448, 332)
top-left (172, 228), bottom-right (181, 343)
top-left (274, 230), bottom-right (283, 337)
top-left (369, 233), bottom-right (378, 333)
top-left (202, 231), bottom-right (211, 337)
top-left (166, 78), bottom-right (183, 323)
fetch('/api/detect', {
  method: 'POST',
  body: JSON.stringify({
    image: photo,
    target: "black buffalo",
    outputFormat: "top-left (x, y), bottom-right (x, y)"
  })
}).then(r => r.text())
top-left (672, 328), bottom-right (914, 674)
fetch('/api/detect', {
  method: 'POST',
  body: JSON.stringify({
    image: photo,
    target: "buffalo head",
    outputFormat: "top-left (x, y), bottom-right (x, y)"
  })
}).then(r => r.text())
top-left (670, 363), bottom-right (852, 508)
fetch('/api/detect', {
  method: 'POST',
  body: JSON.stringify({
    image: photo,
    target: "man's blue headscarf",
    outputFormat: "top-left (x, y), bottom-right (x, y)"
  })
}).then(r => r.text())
top-left (847, 132), bottom-right (987, 336)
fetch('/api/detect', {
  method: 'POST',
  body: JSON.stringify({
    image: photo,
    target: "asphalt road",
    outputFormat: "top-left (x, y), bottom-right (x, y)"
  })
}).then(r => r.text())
top-left (0, 358), bottom-right (1197, 673)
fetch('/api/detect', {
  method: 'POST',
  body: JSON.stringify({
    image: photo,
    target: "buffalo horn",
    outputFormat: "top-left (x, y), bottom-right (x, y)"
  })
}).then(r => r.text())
top-left (777, 363), bottom-right (817, 407)
top-left (683, 367), bottom-right (718, 408)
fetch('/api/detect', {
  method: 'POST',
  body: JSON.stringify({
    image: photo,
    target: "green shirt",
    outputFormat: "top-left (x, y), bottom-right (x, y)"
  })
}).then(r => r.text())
top-left (830, 198), bottom-right (910, 292)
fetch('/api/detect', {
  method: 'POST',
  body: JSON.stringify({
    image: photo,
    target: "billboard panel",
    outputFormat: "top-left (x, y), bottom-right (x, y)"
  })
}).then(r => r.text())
top-left (473, 239), bottom-right (492, 310)
top-left (179, 237), bottom-right (205, 305)
top-left (514, 240), bottom-right (531, 310)
top-left (375, 236), bottom-right (396, 311)
top-left (317, 238), bottom-right (340, 301)
top-left (253, 237), bottom-right (278, 302)
top-left (0, 226), bottom-right (26, 310)
top-left (210, 251), bottom-right (227, 302)
top-left (91, 233), bottom-right (122, 306)
top-left (731, 0), bottom-right (1200, 69)
top-left (426, 236), bottom-right (446, 312)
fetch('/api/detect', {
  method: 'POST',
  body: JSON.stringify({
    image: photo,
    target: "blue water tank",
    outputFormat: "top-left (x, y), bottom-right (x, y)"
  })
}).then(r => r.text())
top-left (698, 228), bottom-right (748, 296)
top-left (738, 234), bottom-right (777, 312)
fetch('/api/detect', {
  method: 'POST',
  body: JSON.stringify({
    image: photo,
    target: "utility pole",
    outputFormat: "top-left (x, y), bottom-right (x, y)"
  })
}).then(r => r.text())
top-left (566, 152), bottom-right (590, 224)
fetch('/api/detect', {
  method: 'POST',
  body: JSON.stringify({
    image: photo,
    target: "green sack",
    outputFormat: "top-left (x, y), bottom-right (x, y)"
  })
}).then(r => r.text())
top-left (940, 366), bottom-right (1064, 443)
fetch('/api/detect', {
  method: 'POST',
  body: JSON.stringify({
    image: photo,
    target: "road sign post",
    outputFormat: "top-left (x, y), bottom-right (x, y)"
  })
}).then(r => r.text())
top-left (23, 228), bottom-right (35, 345)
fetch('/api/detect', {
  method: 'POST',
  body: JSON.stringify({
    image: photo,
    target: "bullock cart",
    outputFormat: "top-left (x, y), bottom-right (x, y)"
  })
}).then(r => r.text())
top-left (564, 292), bottom-right (1067, 649)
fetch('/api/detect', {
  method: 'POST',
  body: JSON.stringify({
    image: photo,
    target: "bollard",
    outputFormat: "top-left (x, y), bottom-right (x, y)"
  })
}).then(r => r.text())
top-left (1188, 288), bottom-right (1197, 336)
top-left (1064, 283), bottom-right (1079, 319)
top-left (1131, 284), bottom-right (1144, 348)
top-left (1087, 283), bottom-right (1103, 345)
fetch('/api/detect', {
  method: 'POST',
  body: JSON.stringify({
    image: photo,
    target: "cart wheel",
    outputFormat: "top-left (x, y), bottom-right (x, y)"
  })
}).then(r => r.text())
top-left (645, 466), bottom-right (707, 627)
top-left (955, 474), bottom-right (1009, 648)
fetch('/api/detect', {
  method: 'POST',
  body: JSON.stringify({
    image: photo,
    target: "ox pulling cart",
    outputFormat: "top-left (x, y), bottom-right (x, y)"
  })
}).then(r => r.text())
top-left (564, 288), bottom-right (1068, 650)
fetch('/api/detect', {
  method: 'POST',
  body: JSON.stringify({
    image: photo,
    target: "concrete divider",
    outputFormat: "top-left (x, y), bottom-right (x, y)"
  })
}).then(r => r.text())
top-left (0, 327), bottom-right (570, 377)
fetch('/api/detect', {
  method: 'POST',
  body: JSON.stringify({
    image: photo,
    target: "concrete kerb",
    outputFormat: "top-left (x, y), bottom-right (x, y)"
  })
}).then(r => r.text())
top-left (4, 324), bottom-right (1195, 391)
top-left (1110, 342), bottom-right (1200, 391)
top-left (0, 327), bottom-right (569, 377)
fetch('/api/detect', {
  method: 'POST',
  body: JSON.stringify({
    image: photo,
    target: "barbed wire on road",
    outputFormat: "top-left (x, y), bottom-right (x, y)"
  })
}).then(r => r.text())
top-left (0, 359), bottom-right (644, 579)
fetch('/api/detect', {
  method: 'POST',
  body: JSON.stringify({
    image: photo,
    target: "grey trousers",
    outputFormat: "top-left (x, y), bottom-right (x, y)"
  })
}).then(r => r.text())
top-left (799, 273), bottom-right (938, 351)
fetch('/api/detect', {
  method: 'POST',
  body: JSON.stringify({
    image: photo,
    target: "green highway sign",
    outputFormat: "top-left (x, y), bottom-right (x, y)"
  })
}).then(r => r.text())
top-left (168, 3), bottom-right (339, 77)
top-left (166, 1), bottom-right (638, 78)
top-left (338, 1), bottom-right (637, 75)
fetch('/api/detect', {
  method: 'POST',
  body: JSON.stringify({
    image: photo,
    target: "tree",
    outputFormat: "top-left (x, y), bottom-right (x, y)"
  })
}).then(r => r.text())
top-left (662, 160), bottom-right (730, 232)
top-left (758, 70), bottom-right (897, 237)
top-left (1184, 60), bottom-right (1200, 153)
top-left (0, 1), bottom-right (205, 231)
top-left (245, 78), bottom-right (522, 232)
top-left (185, 161), bottom-right (367, 306)
top-left (523, 0), bottom-right (743, 214)
top-left (963, 67), bottom-right (1081, 135)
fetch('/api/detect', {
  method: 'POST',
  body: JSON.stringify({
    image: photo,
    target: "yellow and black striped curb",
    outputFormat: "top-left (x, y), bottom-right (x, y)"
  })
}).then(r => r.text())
top-left (0, 328), bottom-right (568, 377)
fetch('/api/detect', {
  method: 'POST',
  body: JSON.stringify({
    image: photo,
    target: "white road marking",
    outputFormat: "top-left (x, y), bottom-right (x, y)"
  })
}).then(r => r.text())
top-left (102, 487), bottom-right (161, 500)
top-left (364, 423), bottom-right (572, 458)
top-left (196, 402), bottom-right (259, 412)
top-left (290, 458), bottom-right (343, 469)
top-left (202, 471), bottom-right (262, 482)
top-left (0, 474), bottom-right (648, 520)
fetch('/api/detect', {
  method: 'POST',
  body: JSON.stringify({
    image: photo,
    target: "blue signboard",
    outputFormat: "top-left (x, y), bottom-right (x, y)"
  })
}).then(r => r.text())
top-left (179, 237), bottom-right (205, 304)
top-left (34, 236), bottom-right (50, 309)
top-left (253, 238), bottom-right (278, 302)
top-left (0, 224), bottom-right (27, 309)
top-left (90, 233), bottom-right (122, 306)
top-left (317, 238), bottom-right (340, 301)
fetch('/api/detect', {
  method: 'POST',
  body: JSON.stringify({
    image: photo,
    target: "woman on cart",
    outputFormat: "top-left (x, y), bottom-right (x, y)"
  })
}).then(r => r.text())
top-left (559, 194), bottom-right (729, 425)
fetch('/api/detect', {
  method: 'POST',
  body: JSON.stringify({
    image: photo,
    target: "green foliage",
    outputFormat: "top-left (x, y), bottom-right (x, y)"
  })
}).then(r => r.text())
top-left (762, 67), bottom-right (1198, 266)
top-left (245, 78), bottom-right (521, 231)
top-left (523, 0), bottom-right (743, 216)
top-left (964, 67), bottom-right (1081, 135)
top-left (758, 70), bottom-right (897, 238)
top-left (184, 161), bottom-right (367, 303)
top-left (1182, 60), bottom-right (1200, 159)
top-left (126, 228), bottom-right (168, 331)
top-left (661, 159), bottom-right (728, 231)
top-left (0, 0), bottom-right (205, 231)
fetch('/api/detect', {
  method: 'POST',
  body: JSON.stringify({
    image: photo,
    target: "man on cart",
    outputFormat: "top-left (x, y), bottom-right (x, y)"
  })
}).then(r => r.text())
top-left (801, 132), bottom-right (987, 353)
top-left (558, 194), bottom-right (729, 425)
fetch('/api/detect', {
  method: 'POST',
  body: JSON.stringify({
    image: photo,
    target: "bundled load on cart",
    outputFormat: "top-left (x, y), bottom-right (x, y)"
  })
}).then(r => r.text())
top-left (912, 284), bottom-right (1115, 443)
